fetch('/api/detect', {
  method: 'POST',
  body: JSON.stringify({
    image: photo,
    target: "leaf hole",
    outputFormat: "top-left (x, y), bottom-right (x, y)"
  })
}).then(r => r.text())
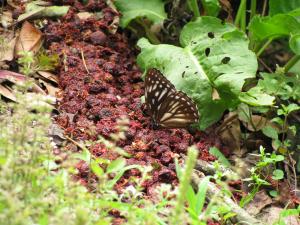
top-left (205, 48), bottom-right (210, 57)
top-left (182, 71), bottom-right (186, 78)
top-left (221, 57), bottom-right (230, 64)
top-left (208, 32), bottom-right (215, 39)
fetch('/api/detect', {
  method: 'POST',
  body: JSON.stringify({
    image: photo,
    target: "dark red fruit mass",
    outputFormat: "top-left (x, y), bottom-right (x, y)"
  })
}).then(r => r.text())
top-left (46, 0), bottom-right (221, 198)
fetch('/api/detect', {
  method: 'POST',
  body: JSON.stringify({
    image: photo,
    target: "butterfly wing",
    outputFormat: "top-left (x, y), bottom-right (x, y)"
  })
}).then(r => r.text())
top-left (145, 68), bottom-right (176, 120)
top-left (157, 91), bottom-right (199, 128)
top-left (145, 68), bottom-right (199, 128)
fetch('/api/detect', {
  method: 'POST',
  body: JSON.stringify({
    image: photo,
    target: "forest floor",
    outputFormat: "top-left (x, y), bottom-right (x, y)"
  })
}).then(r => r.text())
top-left (48, 0), bottom-right (220, 198)
top-left (1, 0), bottom-right (299, 224)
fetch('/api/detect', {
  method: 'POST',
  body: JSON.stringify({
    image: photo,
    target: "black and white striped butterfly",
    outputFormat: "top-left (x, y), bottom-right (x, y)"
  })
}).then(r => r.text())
top-left (144, 68), bottom-right (199, 128)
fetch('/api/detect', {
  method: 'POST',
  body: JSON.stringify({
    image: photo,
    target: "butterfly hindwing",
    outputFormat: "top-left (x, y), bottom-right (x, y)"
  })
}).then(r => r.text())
top-left (157, 91), bottom-right (199, 128)
top-left (145, 68), bottom-right (199, 129)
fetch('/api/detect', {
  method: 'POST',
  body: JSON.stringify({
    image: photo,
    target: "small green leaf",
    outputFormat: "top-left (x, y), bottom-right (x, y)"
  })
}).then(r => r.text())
top-left (43, 160), bottom-right (59, 171)
top-left (38, 214), bottom-right (49, 225)
top-left (195, 176), bottom-right (210, 215)
top-left (0, 156), bottom-right (6, 165)
top-left (106, 165), bottom-right (142, 188)
top-left (289, 34), bottom-right (300, 55)
top-left (186, 185), bottom-right (197, 212)
top-left (91, 161), bottom-right (104, 177)
top-left (272, 169), bottom-right (284, 180)
top-left (273, 154), bottom-right (285, 162)
top-left (73, 148), bottom-right (91, 162)
top-left (106, 158), bottom-right (127, 173)
top-left (258, 73), bottom-right (300, 101)
top-left (280, 208), bottom-right (300, 217)
top-left (239, 87), bottom-right (275, 106)
top-left (271, 117), bottom-right (284, 126)
top-left (114, 0), bottom-right (167, 27)
top-left (269, 190), bottom-right (278, 197)
top-left (284, 103), bottom-right (300, 114)
top-left (223, 212), bottom-right (236, 220)
top-left (262, 125), bottom-right (278, 139)
top-left (209, 147), bottom-right (231, 167)
top-left (272, 139), bottom-right (282, 150)
top-left (289, 125), bottom-right (297, 136)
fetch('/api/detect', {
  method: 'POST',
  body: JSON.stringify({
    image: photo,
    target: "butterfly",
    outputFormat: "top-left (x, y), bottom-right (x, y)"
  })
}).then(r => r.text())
top-left (144, 68), bottom-right (199, 129)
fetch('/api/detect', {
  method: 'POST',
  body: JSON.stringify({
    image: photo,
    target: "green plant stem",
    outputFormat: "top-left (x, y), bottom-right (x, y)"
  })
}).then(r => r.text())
top-left (241, 1), bottom-right (246, 32)
top-left (187, 0), bottom-right (200, 18)
top-left (250, 0), bottom-right (257, 20)
top-left (284, 55), bottom-right (300, 72)
top-left (262, 0), bottom-right (268, 16)
top-left (256, 38), bottom-right (273, 57)
top-left (235, 0), bottom-right (246, 30)
top-left (172, 147), bottom-right (198, 224)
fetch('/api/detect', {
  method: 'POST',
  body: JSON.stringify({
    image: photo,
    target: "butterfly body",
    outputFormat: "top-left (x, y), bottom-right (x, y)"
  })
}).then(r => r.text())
top-left (144, 68), bottom-right (199, 129)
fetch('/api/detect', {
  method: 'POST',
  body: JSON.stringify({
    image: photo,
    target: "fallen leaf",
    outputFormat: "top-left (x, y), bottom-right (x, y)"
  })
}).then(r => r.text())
top-left (244, 190), bottom-right (272, 215)
top-left (39, 79), bottom-right (59, 97)
top-left (0, 84), bottom-right (16, 101)
top-left (0, 70), bottom-right (26, 83)
top-left (31, 83), bottom-right (47, 95)
top-left (17, 2), bottom-right (70, 22)
top-left (216, 113), bottom-right (242, 156)
top-left (37, 71), bottom-right (58, 84)
top-left (77, 12), bottom-right (93, 20)
top-left (7, 0), bottom-right (20, 8)
top-left (258, 206), bottom-right (300, 225)
top-left (0, 70), bottom-right (46, 95)
top-left (15, 21), bottom-right (43, 55)
top-left (49, 123), bottom-right (66, 147)
top-left (238, 103), bottom-right (278, 132)
top-left (0, 36), bottom-right (17, 62)
top-left (17, 7), bottom-right (45, 23)
top-left (106, 0), bottom-right (119, 34)
top-left (0, 61), bottom-right (10, 70)
top-left (1, 11), bottom-right (13, 28)
top-left (219, 0), bottom-right (233, 22)
top-left (241, 115), bottom-right (269, 131)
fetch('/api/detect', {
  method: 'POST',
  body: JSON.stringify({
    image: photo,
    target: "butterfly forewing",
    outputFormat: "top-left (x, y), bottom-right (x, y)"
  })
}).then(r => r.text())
top-left (145, 68), bottom-right (175, 119)
top-left (145, 68), bottom-right (199, 129)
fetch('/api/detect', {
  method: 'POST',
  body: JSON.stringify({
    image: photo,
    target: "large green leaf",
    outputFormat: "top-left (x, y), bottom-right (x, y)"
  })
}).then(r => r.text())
top-left (269, 0), bottom-right (300, 16)
top-left (114, 0), bottom-right (167, 28)
top-left (249, 14), bottom-right (300, 42)
top-left (137, 17), bottom-right (257, 130)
